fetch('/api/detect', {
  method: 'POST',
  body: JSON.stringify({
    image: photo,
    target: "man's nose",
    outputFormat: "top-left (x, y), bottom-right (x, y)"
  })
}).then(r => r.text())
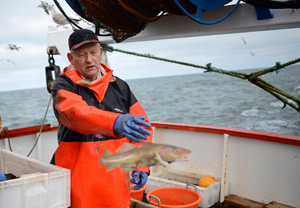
top-left (86, 53), bottom-right (92, 62)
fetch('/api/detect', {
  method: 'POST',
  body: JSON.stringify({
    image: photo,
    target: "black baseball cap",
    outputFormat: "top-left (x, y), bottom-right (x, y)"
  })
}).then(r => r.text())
top-left (68, 29), bottom-right (100, 50)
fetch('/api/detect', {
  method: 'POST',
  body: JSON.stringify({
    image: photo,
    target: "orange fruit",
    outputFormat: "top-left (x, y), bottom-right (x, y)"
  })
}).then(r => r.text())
top-left (198, 175), bottom-right (216, 188)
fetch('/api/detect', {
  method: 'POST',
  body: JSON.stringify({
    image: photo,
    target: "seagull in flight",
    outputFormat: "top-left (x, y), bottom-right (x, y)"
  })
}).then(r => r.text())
top-left (7, 44), bottom-right (21, 51)
top-left (0, 59), bottom-right (17, 66)
top-left (294, 86), bottom-right (300, 94)
top-left (48, 5), bottom-right (80, 26)
top-left (241, 37), bottom-right (247, 45)
top-left (37, 1), bottom-right (51, 15)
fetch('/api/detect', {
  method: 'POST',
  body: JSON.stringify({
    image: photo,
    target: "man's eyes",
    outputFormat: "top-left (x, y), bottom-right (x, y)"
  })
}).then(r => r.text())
top-left (78, 52), bottom-right (96, 56)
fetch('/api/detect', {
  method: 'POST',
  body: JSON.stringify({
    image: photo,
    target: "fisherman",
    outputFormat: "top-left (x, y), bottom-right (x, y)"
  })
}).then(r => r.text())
top-left (50, 29), bottom-right (153, 208)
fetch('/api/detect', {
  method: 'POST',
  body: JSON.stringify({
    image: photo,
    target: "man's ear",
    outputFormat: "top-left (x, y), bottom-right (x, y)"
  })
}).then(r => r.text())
top-left (67, 52), bottom-right (73, 64)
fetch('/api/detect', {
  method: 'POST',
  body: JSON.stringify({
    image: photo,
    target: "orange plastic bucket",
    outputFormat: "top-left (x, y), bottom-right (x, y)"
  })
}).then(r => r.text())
top-left (146, 185), bottom-right (202, 208)
top-left (130, 184), bottom-right (147, 201)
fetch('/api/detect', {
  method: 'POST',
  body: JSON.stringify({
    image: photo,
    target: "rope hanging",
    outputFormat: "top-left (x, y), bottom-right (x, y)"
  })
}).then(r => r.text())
top-left (102, 44), bottom-right (300, 113)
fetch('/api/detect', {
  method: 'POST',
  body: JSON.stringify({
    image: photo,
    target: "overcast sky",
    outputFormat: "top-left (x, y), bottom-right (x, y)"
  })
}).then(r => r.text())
top-left (0, 0), bottom-right (299, 92)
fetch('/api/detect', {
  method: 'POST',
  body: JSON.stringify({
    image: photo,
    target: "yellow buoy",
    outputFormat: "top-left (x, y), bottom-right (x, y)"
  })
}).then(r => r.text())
top-left (198, 175), bottom-right (216, 188)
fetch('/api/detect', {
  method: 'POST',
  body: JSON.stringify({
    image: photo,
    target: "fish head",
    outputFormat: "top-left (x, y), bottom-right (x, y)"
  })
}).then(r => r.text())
top-left (158, 145), bottom-right (191, 163)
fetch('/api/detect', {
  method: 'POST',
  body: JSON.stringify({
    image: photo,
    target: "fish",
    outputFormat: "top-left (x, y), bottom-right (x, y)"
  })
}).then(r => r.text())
top-left (97, 141), bottom-right (191, 172)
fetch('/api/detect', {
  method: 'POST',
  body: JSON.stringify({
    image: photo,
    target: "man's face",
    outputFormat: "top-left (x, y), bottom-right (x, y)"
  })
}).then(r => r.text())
top-left (68, 43), bottom-right (102, 82)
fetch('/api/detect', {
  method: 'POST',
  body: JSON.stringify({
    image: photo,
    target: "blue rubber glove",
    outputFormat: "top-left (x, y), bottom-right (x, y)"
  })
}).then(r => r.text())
top-left (131, 171), bottom-right (148, 190)
top-left (113, 114), bottom-right (151, 143)
top-left (0, 171), bottom-right (6, 182)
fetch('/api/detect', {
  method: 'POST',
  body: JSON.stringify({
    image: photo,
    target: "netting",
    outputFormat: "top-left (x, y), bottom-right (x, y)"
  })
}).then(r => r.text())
top-left (66, 0), bottom-right (196, 42)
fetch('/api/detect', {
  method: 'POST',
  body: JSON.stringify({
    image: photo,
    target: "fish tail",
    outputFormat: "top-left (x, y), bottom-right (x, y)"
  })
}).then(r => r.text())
top-left (99, 157), bottom-right (114, 172)
top-left (99, 157), bottom-right (103, 167)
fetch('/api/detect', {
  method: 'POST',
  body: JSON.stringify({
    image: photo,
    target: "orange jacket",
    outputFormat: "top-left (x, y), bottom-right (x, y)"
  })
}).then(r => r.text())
top-left (50, 64), bottom-right (153, 208)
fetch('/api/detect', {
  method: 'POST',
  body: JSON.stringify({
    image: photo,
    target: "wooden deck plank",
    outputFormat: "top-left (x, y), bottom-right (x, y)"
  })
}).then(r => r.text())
top-left (264, 201), bottom-right (295, 208)
top-left (224, 194), bottom-right (265, 208)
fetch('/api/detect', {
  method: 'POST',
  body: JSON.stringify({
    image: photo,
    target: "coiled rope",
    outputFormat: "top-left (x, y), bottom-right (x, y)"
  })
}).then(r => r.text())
top-left (102, 44), bottom-right (300, 113)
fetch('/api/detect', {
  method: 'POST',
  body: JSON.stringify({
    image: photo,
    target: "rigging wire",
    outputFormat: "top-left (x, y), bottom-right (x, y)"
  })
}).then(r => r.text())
top-left (72, 0), bottom-right (114, 36)
top-left (53, 0), bottom-right (113, 36)
top-left (27, 94), bottom-right (52, 157)
top-left (53, 0), bottom-right (82, 30)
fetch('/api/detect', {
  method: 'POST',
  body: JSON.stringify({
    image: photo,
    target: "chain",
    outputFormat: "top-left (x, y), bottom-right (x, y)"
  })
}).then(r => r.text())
top-left (48, 50), bottom-right (55, 65)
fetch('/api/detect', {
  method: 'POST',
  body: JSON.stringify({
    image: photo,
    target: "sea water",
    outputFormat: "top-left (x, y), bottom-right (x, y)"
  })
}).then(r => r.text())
top-left (0, 66), bottom-right (299, 136)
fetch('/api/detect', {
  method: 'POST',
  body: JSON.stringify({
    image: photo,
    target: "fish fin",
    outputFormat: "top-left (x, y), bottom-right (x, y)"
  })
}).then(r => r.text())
top-left (105, 166), bottom-right (132, 173)
top-left (105, 165), bottom-right (115, 172)
top-left (97, 147), bottom-right (100, 156)
top-left (116, 143), bottom-right (137, 154)
top-left (97, 147), bottom-right (103, 167)
top-left (120, 167), bottom-right (134, 173)
top-left (156, 152), bottom-right (169, 167)
top-left (102, 149), bottom-right (114, 158)
top-left (140, 140), bottom-right (151, 147)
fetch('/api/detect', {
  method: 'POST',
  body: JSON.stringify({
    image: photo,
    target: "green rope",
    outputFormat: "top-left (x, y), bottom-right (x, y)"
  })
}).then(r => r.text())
top-left (247, 58), bottom-right (300, 79)
top-left (102, 44), bottom-right (300, 113)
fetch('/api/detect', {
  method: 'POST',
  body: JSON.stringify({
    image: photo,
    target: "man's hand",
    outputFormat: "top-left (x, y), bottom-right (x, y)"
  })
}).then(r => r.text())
top-left (113, 114), bottom-right (151, 142)
top-left (131, 171), bottom-right (148, 190)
